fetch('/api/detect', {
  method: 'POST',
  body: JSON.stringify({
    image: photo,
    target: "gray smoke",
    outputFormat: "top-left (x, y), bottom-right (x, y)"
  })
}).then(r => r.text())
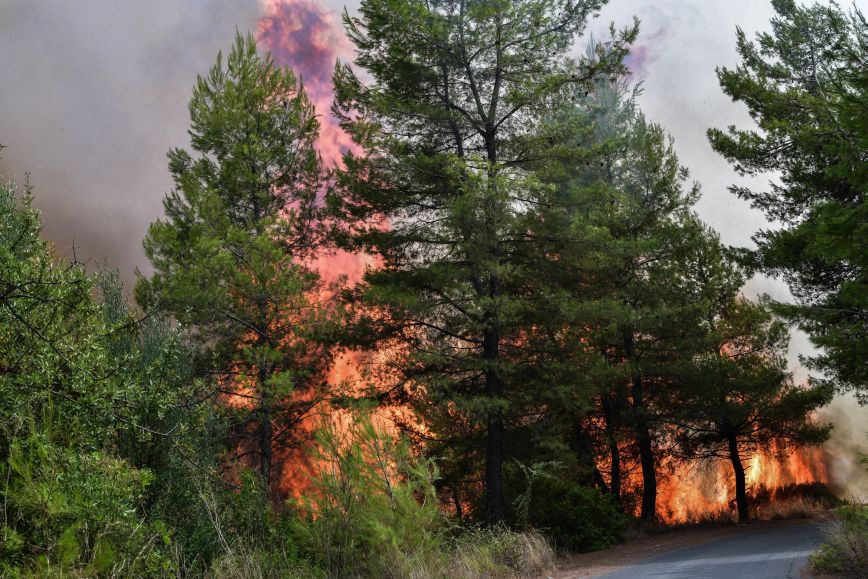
top-left (0, 0), bottom-right (260, 281)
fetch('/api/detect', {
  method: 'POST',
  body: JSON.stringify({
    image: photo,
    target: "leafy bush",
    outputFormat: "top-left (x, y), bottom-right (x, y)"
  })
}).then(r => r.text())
top-left (0, 426), bottom-right (173, 576)
top-left (524, 475), bottom-right (626, 552)
top-left (810, 503), bottom-right (867, 576)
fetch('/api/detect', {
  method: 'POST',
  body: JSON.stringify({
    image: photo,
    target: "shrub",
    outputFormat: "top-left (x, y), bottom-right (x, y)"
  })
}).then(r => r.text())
top-left (524, 475), bottom-right (627, 552)
top-left (290, 413), bottom-right (444, 578)
top-left (810, 503), bottom-right (867, 576)
top-left (0, 426), bottom-right (173, 576)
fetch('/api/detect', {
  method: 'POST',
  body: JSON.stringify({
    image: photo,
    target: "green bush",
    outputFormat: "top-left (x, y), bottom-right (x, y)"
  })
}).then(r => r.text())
top-left (525, 475), bottom-right (626, 552)
top-left (810, 503), bottom-right (867, 576)
top-left (290, 413), bottom-right (444, 578)
top-left (288, 414), bottom-right (564, 578)
top-left (0, 426), bottom-right (173, 576)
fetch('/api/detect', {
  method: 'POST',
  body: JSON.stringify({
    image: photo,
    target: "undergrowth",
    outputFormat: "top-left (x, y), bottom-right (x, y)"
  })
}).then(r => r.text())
top-left (810, 503), bottom-right (867, 577)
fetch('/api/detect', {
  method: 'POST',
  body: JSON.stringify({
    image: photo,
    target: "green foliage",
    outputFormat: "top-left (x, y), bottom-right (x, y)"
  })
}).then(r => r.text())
top-left (137, 32), bottom-right (338, 490)
top-left (708, 0), bottom-right (867, 396)
top-left (810, 503), bottom-right (868, 576)
top-left (0, 179), bottom-right (181, 575)
top-left (0, 181), bottom-right (121, 445)
top-left (0, 423), bottom-right (172, 576)
top-left (291, 413), bottom-right (443, 578)
top-left (523, 476), bottom-right (625, 552)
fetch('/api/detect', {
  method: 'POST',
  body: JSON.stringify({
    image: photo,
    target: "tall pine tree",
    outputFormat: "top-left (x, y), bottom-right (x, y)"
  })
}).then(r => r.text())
top-left (708, 0), bottom-right (867, 397)
top-left (137, 34), bottom-right (336, 493)
top-left (330, 0), bottom-right (636, 523)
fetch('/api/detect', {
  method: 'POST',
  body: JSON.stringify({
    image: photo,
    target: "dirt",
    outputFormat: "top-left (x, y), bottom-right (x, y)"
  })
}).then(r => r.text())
top-left (552, 518), bottom-right (822, 578)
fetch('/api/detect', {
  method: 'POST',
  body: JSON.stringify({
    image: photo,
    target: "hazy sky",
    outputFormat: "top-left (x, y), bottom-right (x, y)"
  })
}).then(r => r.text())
top-left (0, 0), bottom-right (828, 275)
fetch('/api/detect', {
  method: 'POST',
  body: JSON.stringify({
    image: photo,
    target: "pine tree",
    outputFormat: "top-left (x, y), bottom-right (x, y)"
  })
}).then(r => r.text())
top-left (708, 0), bottom-right (867, 397)
top-left (136, 33), bottom-right (336, 493)
top-left (330, 0), bottom-right (637, 523)
top-left (536, 72), bottom-right (710, 519)
top-left (673, 295), bottom-right (832, 522)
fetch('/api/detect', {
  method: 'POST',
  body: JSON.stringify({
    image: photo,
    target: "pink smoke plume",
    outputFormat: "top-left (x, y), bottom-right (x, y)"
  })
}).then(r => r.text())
top-left (257, 0), bottom-right (355, 166)
top-left (257, 0), bottom-right (376, 289)
top-left (624, 44), bottom-right (654, 78)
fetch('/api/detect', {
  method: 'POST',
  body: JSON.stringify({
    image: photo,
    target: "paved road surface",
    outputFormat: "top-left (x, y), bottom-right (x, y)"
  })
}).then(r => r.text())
top-left (598, 522), bottom-right (823, 579)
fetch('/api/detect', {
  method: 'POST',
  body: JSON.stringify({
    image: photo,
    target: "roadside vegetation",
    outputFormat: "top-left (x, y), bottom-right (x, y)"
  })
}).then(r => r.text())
top-left (811, 503), bottom-right (868, 577)
top-left (0, 0), bottom-right (863, 576)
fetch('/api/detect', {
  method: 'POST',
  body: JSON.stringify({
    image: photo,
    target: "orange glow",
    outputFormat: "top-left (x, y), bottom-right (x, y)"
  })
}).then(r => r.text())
top-left (653, 445), bottom-right (829, 523)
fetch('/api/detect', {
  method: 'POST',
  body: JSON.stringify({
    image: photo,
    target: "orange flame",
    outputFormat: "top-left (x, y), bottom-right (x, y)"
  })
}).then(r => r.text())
top-left (654, 445), bottom-right (829, 523)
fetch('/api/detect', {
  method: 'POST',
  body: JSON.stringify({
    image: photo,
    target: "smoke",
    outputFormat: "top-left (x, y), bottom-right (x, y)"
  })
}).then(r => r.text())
top-left (258, 0), bottom-right (356, 165)
top-left (818, 395), bottom-right (868, 500)
top-left (257, 0), bottom-right (377, 288)
top-left (0, 0), bottom-right (261, 283)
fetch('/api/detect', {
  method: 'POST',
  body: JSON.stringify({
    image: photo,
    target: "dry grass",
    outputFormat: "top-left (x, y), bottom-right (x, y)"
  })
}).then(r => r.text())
top-left (753, 496), bottom-right (828, 521)
top-left (449, 527), bottom-right (556, 578)
top-left (206, 546), bottom-right (323, 579)
top-left (810, 504), bottom-right (867, 577)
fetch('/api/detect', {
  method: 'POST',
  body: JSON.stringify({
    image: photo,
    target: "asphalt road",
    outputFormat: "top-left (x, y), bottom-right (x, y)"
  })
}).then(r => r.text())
top-left (598, 522), bottom-right (824, 579)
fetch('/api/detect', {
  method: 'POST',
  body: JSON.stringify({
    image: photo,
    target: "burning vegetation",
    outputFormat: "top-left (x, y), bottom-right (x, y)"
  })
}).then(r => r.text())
top-left (0, 0), bottom-right (864, 576)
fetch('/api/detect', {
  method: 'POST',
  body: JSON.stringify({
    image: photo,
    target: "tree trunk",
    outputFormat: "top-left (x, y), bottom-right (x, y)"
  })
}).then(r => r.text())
top-left (623, 329), bottom-right (656, 521)
top-left (573, 421), bottom-right (608, 493)
top-left (728, 434), bottom-right (749, 522)
top-left (602, 396), bottom-right (622, 504)
top-left (258, 361), bottom-right (272, 494)
top-left (485, 412), bottom-right (504, 524)
top-left (636, 427), bottom-right (656, 521)
top-left (482, 117), bottom-right (505, 524)
top-left (484, 322), bottom-right (505, 524)
top-left (452, 485), bottom-right (464, 521)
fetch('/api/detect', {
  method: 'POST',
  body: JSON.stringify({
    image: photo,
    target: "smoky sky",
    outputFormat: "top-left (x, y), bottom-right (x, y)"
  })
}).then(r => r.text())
top-left (1, 0), bottom-right (866, 451)
top-left (0, 0), bottom-right (260, 278)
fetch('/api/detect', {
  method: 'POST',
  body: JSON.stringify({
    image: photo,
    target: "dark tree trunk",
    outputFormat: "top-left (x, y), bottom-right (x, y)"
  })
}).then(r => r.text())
top-left (573, 421), bottom-right (608, 493)
top-left (252, 197), bottom-right (273, 495)
top-left (452, 485), bottom-right (464, 521)
top-left (636, 427), bottom-right (656, 521)
top-left (602, 396), bottom-right (622, 504)
top-left (258, 352), bottom-right (272, 494)
top-left (484, 320), bottom-right (504, 524)
top-left (728, 434), bottom-right (749, 522)
top-left (485, 412), bottom-right (504, 524)
top-left (623, 329), bottom-right (656, 521)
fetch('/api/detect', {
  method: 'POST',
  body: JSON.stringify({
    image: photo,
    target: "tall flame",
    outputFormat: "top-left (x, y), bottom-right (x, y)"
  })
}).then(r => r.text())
top-left (255, 0), bottom-right (386, 497)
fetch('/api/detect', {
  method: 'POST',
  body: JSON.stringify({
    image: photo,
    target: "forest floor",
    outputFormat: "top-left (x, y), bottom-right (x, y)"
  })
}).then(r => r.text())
top-left (553, 516), bottom-right (828, 578)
